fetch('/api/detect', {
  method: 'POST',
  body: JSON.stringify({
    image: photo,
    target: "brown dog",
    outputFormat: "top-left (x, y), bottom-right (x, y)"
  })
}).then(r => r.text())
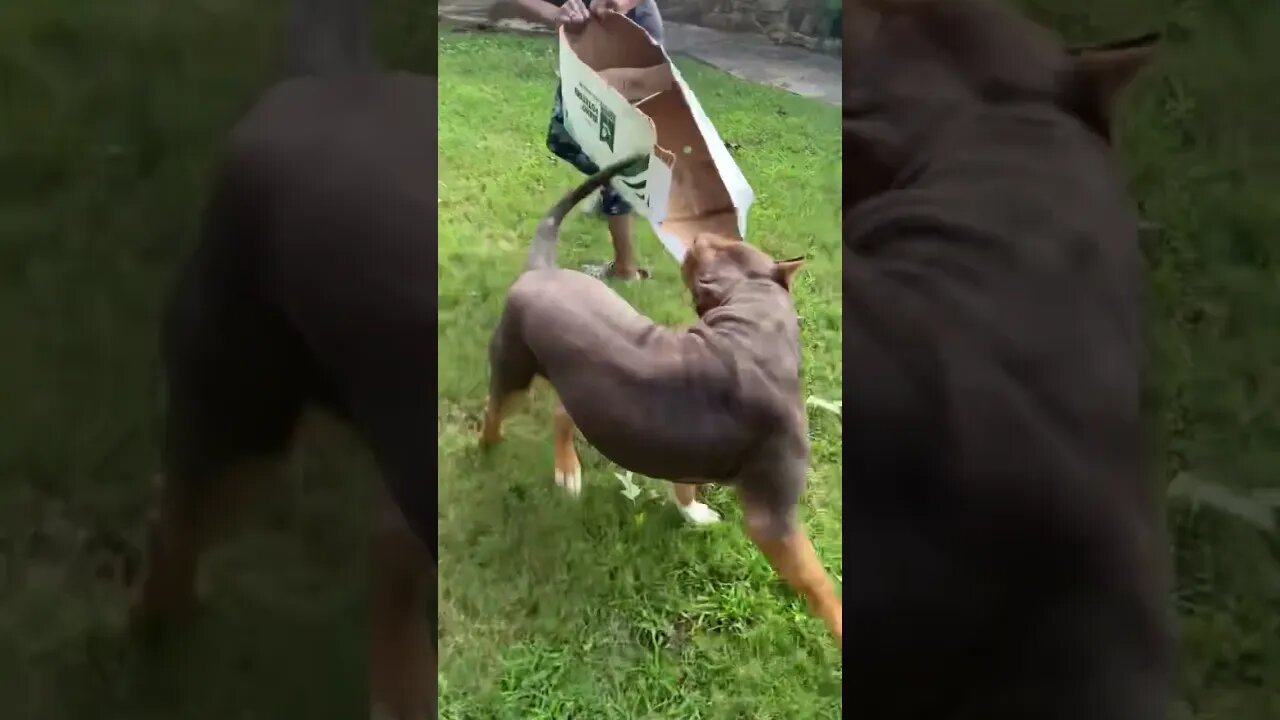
top-left (481, 157), bottom-right (841, 643)
top-left (129, 2), bottom-right (434, 719)
top-left (843, 1), bottom-right (1171, 718)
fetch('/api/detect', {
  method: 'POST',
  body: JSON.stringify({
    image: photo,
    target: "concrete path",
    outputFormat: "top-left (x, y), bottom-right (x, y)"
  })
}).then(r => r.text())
top-left (661, 23), bottom-right (840, 106)
top-left (438, 3), bottom-right (841, 106)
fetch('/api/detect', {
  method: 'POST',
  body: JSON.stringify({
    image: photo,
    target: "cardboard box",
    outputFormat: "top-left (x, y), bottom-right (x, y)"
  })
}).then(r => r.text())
top-left (558, 13), bottom-right (754, 261)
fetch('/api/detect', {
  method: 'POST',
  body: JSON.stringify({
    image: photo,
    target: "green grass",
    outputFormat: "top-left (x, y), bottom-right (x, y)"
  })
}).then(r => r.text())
top-left (1017, 1), bottom-right (1280, 717)
top-left (438, 31), bottom-right (842, 718)
top-left (0, 1), bottom-right (431, 718)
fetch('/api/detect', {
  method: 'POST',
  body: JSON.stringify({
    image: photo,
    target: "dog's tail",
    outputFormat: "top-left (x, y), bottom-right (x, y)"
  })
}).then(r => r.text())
top-left (281, 0), bottom-right (377, 78)
top-left (526, 154), bottom-right (647, 272)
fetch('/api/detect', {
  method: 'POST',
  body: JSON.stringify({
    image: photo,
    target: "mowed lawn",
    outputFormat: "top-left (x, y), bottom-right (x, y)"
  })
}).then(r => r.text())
top-left (438, 31), bottom-right (842, 718)
top-left (0, 1), bottom-right (432, 718)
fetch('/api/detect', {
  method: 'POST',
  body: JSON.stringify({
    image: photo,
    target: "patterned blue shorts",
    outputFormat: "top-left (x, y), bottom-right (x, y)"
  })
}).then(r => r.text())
top-left (546, 86), bottom-right (633, 216)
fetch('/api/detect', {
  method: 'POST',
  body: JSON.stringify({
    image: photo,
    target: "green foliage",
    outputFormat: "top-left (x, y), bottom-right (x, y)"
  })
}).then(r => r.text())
top-left (0, 1), bottom-right (429, 717)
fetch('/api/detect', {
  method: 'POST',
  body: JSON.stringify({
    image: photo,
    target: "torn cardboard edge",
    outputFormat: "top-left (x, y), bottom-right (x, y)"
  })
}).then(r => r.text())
top-left (558, 13), bottom-right (753, 261)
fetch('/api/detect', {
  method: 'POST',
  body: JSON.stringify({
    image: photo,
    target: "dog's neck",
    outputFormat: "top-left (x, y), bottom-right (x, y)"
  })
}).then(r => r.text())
top-left (689, 277), bottom-right (802, 401)
top-left (693, 276), bottom-right (787, 319)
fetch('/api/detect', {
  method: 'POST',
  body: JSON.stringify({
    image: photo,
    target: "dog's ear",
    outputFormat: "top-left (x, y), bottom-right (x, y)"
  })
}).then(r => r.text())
top-left (773, 256), bottom-right (806, 292)
top-left (1061, 32), bottom-right (1159, 140)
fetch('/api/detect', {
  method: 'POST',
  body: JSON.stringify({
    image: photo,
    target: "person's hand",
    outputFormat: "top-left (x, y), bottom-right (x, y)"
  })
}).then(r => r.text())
top-left (555, 0), bottom-right (589, 31)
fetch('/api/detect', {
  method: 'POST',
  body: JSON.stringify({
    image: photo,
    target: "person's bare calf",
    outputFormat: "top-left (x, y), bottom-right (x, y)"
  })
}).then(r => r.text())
top-left (607, 214), bottom-right (641, 279)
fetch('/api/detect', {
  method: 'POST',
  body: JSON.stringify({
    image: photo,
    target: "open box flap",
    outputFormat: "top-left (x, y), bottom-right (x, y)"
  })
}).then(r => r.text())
top-left (666, 61), bottom-right (754, 240)
top-left (657, 212), bottom-right (740, 258)
top-left (559, 13), bottom-right (753, 262)
top-left (638, 89), bottom-right (736, 222)
top-left (597, 65), bottom-right (674, 103)
top-left (565, 12), bottom-right (665, 69)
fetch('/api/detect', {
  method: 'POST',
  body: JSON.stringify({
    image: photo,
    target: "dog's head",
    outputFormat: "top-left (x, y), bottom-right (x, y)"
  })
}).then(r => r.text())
top-left (680, 234), bottom-right (805, 316)
top-left (845, 0), bottom-right (1158, 205)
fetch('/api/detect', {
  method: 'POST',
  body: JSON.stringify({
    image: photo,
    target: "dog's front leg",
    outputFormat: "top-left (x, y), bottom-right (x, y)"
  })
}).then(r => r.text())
top-left (370, 490), bottom-right (433, 720)
top-left (738, 490), bottom-right (842, 646)
top-left (672, 482), bottom-right (721, 525)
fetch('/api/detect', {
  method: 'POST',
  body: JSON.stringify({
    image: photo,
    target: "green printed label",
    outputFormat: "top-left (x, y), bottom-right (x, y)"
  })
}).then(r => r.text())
top-left (599, 105), bottom-right (616, 151)
top-left (619, 156), bottom-right (649, 178)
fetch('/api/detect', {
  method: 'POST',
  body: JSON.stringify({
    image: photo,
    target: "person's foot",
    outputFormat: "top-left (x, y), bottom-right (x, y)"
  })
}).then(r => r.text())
top-left (581, 261), bottom-right (651, 281)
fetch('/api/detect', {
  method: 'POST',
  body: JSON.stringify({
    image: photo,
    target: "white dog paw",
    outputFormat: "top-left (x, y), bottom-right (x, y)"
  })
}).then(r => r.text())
top-left (554, 466), bottom-right (583, 496)
top-left (678, 501), bottom-right (721, 525)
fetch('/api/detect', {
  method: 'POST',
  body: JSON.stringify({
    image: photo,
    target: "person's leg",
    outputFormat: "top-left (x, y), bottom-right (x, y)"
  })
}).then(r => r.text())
top-left (546, 86), bottom-right (649, 281)
top-left (599, 188), bottom-right (648, 280)
top-left (606, 214), bottom-right (640, 279)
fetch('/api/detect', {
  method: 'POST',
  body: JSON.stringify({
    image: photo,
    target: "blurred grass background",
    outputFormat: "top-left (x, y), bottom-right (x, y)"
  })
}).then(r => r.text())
top-left (0, 1), bottom-right (432, 718)
top-left (1018, 0), bottom-right (1280, 717)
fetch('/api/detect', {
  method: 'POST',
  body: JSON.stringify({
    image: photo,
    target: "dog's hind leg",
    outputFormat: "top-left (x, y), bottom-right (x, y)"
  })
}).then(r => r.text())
top-left (134, 458), bottom-right (291, 635)
top-left (479, 390), bottom-right (525, 446)
top-left (552, 397), bottom-right (583, 495)
top-left (479, 313), bottom-right (539, 447)
top-left (132, 274), bottom-right (308, 638)
top-left (737, 481), bottom-right (844, 638)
